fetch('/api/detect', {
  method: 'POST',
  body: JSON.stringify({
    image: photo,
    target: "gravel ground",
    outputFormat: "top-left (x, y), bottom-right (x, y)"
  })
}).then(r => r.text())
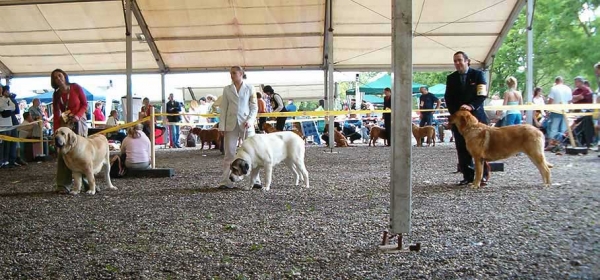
top-left (0, 142), bottom-right (598, 279)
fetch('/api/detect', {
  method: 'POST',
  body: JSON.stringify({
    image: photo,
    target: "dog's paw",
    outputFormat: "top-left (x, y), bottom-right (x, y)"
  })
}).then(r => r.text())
top-left (468, 183), bottom-right (480, 189)
top-left (261, 187), bottom-right (271, 192)
top-left (108, 186), bottom-right (118, 190)
top-left (86, 190), bottom-right (96, 195)
top-left (304, 184), bottom-right (310, 188)
top-left (69, 191), bottom-right (80, 195)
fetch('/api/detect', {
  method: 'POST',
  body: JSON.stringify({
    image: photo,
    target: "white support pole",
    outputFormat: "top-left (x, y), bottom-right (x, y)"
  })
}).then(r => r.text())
top-left (390, 0), bottom-right (412, 235)
top-left (525, 0), bottom-right (534, 125)
top-left (125, 0), bottom-right (133, 123)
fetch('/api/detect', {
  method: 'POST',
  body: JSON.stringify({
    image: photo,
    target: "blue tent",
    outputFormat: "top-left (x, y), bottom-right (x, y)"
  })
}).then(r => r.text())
top-left (427, 84), bottom-right (446, 96)
top-left (20, 87), bottom-right (105, 104)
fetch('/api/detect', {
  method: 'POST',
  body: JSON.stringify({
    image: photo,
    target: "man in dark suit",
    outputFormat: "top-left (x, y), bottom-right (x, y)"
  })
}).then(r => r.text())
top-left (444, 51), bottom-right (490, 186)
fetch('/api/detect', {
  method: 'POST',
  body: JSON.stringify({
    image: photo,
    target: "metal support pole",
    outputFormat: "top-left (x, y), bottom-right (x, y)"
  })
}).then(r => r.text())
top-left (161, 72), bottom-right (166, 114)
top-left (325, 0), bottom-right (335, 149)
top-left (125, 0), bottom-right (133, 122)
top-left (390, 0), bottom-right (412, 234)
top-left (525, 0), bottom-right (534, 125)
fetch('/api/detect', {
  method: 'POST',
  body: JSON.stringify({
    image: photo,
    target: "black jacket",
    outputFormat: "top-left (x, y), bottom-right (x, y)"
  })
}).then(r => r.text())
top-left (444, 68), bottom-right (488, 123)
top-left (166, 100), bottom-right (182, 123)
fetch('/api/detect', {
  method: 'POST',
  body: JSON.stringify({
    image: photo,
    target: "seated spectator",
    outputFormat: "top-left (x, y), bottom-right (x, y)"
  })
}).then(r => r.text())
top-left (105, 110), bottom-right (126, 143)
top-left (18, 112), bottom-right (35, 138)
top-left (121, 124), bottom-right (151, 170)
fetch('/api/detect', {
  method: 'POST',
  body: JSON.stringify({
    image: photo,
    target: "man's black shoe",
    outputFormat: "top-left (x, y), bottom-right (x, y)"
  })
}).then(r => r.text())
top-left (457, 180), bottom-right (471, 186)
top-left (252, 184), bottom-right (262, 189)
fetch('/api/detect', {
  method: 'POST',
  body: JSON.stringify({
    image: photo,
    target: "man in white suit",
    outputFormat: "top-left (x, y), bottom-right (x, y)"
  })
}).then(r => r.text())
top-left (218, 66), bottom-right (259, 189)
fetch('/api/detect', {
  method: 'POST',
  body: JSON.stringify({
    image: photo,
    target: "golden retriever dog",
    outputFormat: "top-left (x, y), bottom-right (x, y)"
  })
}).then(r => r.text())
top-left (368, 126), bottom-right (388, 146)
top-left (190, 127), bottom-right (222, 150)
top-left (411, 123), bottom-right (436, 147)
top-left (54, 127), bottom-right (117, 195)
top-left (449, 110), bottom-right (553, 188)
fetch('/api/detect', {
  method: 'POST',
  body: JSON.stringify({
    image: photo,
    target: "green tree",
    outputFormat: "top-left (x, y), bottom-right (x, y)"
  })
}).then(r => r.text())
top-left (413, 71), bottom-right (452, 87)
top-left (491, 0), bottom-right (600, 98)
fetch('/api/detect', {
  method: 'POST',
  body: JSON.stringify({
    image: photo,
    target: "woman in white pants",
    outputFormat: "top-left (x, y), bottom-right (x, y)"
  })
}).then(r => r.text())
top-left (218, 66), bottom-right (259, 189)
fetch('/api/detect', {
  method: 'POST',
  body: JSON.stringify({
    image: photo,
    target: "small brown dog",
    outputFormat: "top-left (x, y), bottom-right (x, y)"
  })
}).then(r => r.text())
top-left (264, 122), bottom-right (306, 141)
top-left (368, 126), bottom-right (388, 146)
top-left (323, 124), bottom-right (349, 147)
top-left (449, 110), bottom-right (553, 188)
top-left (262, 122), bottom-right (279, 133)
top-left (190, 127), bottom-right (221, 150)
top-left (411, 123), bottom-right (436, 147)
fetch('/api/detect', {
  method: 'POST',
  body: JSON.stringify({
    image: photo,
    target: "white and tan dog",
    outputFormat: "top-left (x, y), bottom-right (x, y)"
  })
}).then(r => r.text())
top-left (229, 131), bottom-right (309, 191)
top-left (54, 127), bottom-right (117, 195)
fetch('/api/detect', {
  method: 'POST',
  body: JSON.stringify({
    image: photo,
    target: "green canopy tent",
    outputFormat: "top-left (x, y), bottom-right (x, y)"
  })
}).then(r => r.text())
top-left (346, 73), bottom-right (426, 95)
top-left (424, 83), bottom-right (446, 98)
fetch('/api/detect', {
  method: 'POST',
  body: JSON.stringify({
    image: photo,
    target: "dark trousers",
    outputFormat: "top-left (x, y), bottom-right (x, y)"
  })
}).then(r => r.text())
top-left (258, 117), bottom-right (267, 131)
top-left (275, 117), bottom-right (288, 131)
top-left (0, 129), bottom-right (17, 164)
top-left (383, 113), bottom-right (391, 145)
top-left (451, 124), bottom-right (489, 182)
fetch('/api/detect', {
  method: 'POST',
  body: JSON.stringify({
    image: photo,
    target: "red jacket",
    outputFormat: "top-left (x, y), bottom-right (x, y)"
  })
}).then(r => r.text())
top-left (52, 83), bottom-right (88, 132)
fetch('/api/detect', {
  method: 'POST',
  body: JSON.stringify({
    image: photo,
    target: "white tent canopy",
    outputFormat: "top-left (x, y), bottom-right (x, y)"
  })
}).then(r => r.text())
top-left (0, 0), bottom-right (524, 77)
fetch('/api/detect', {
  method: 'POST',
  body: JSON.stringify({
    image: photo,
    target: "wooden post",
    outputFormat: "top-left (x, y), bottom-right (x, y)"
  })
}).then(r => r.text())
top-left (150, 108), bottom-right (156, 169)
top-left (563, 110), bottom-right (576, 147)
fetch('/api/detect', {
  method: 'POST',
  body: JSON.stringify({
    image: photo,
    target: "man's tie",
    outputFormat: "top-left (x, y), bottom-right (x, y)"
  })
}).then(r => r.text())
top-left (460, 73), bottom-right (467, 91)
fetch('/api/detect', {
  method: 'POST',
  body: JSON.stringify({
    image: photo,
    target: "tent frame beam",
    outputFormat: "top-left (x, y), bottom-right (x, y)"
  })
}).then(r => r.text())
top-left (132, 0), bottom-right (168, 73)
top-left (0, 60), bottom-right (14, 79)
top-left (483, 0), bottom-right (526, 67)
top-left (0, 0), bottom-right (115, 6)
top-left (336, 32), bottom-right (500, 37)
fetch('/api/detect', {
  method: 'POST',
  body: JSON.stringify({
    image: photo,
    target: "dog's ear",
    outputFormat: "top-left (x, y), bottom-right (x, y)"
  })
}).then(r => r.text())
top-left (241, 161), bottom-right (249, 175)
top-left (67, 131), bottom-right (77, 146)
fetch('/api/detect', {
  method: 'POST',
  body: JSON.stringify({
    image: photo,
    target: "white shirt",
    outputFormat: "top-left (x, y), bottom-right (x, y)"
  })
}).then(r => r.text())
top-left (121, 131), bottom-right (151, 164)
top-left (547, 84), bottom-right (572, 105)
top-left (532, 96), bottom-right (545, 105)
top-left (106, 116), bottom-right (118, 127)
top-left (0, 96), bottom-right (15, 127)
top-left (18, 120), bottom-right (34, 138)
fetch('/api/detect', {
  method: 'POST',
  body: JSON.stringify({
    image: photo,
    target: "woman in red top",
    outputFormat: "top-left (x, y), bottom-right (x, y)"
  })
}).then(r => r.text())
top-left (51, 68), bottom-right (89, 194)
top-left (93, 102), bottom-right (105, 124)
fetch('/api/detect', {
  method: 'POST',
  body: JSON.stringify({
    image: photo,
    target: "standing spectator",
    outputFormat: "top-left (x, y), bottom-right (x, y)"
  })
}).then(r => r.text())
top-left (217, 66), bottom-right (258, 189)
top-left (444, 51), bottom-right (490, 186)
top-left (533, 87), bottom-right (545, 105)
top-left (263, 85), bottom-right (288, 131)
top-left (418, 86), bottom-right (441, 127)
top-left (572, 76), bottom-right (593, 106)
top-left (166, 93), bottom-right (183, 148)
top-left (0, 86), bottom-right (16, 168)
top-left (503, 76), bottom-right (524, 126)
top-left (16, 100), bottom-right (26, 124)
top-left (198, 97), bottom-right (210, 124)
top-left (51, 68), bottom-right (89, 193)
top-left (546, 76), bottom-right (572, 142)
top-left (383, 87), bottom-right (392, 146)
top-left (286, 100), bottom-right (297, 112)
top-left (257, 92), bottom-right (267, 131)
top-left (93, 101), bottom-right (105, 125)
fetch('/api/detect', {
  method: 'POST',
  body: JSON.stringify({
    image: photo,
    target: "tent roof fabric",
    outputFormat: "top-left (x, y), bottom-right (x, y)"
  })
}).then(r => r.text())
top-left (427, 83), bottom-right (446, 95)
top-left (346, 73), bottom-right (425, 94)
top-left (0, 0), bottom-right (524, 77)
top-left (20, 86), bottom-right (104, 103)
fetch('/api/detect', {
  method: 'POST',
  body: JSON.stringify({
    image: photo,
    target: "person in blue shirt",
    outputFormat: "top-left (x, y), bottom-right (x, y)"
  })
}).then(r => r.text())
top-left (286, 100), bottom-right (297, 112)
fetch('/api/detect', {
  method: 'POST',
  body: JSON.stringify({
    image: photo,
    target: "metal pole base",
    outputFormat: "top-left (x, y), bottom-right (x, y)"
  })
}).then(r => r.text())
top-left (378, 231), bottom-right (421, 254)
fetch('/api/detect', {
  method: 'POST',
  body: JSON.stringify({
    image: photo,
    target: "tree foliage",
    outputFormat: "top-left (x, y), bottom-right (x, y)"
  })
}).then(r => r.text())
top-left (490, 0), bottom-right (600, 98)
